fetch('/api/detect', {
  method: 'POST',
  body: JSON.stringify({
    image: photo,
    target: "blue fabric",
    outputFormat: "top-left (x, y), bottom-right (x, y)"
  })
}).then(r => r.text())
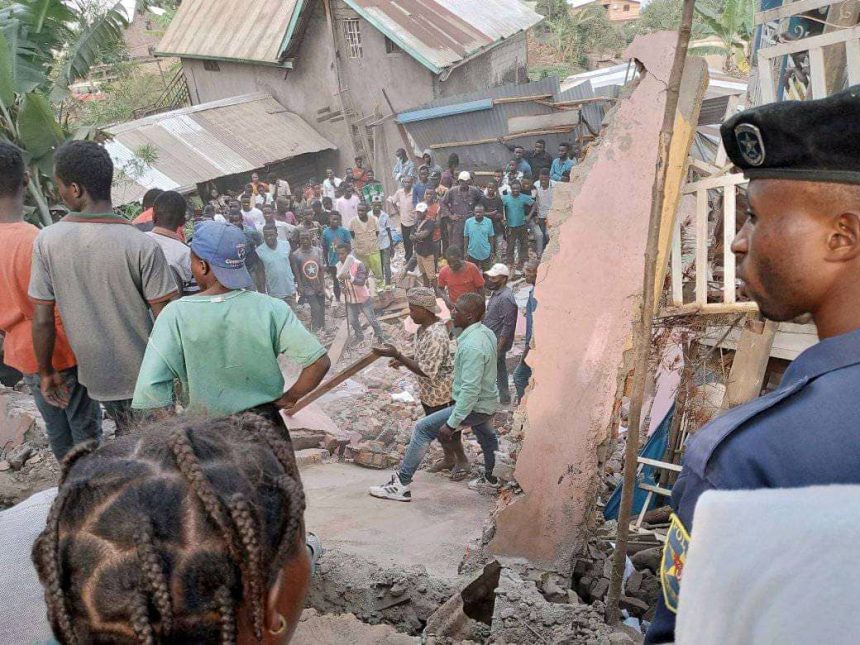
top-left (413, 182), bottom-right (430, 206)
top-left (648, 328), bottom-right (860, 644)
top-left (524, 287), bottom-right (537, 346)
top-left (322, 226), bottom-right (352, 266)
top-left (501, 193), bottom-right (534, 228)
top-left (550, 157), bottom-right (575, 181)
top-left (514, 158), bottom-right (533, 176)
top-left (602, 404), bottom-right (672, 522)
top-left (256, 240), bottom-right (296, 298)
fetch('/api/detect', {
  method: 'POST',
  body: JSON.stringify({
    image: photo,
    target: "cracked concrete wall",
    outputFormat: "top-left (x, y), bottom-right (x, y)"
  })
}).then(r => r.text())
top-left (490, 32), bottom-right (708, 570)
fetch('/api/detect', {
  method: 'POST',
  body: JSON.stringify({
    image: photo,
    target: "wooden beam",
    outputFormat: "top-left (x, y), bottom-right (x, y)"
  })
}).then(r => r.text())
top-left (755, 0), bottom-right (840, 23)
top-left (723, 184), bottom-right (737, 304)
top-left (759, 24), bottom-right (860, 59)
top-left (287, 351), bottom-right (381, 415)
top-left (508, 111), bottom-right (581, 132)
top-left (492, 94), bottom-right (553, 105)
top-left (695, 188), bottom-right (709, 306)
top-left (660, 301), bottom-right (759, 317)
top-left (429, 125), bottom-right (578, 150)
top-left (682, 172), bottom-right (748, 193)
top-left (721, 318), bottom-right (779, 410)
top-left (327, 319), bottom-right (350, 367)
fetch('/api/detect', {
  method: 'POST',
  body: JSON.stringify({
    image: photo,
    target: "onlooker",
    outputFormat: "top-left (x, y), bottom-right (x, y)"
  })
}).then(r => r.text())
top-left (531, 169), bottom-right (553, 257)
top-left (298, 207), bottom-right (323, 247)
top-left (441, 153), bottom-right (459, 189)
top-left (440, 171), bottom-right (482, 251)
top-left (228, 209), bottom-right (263, 291)
top-left (483, 263), bottom-right (518, 405)
top-left (310, 199), bottom-right (329, 228)
top-left (479, 180), bottom-right (506, 261)
top-left (148, 191), bottom-right (198, 296)
top-left (29, 140), bottom-right (177, 435)
top-left (0, 142), bottom-right (101, 460)
top-left (393, 148), bottom-right (416, 185)
top-left (421, 149), bottom-right (443, 176)
top-left (133, 220), bottom-right (329, 416)
top-left (463, 203), bottom-right (496, 271)
top-left (510, 145), bottom-right (533, 176)
top-left (131, 187), bottom-right (163, 233)
top-left (322, 212), bottom-right (352, 303)
top-left (31, 415), bottom-right (314, 644)
top-left (292, 230), bottom-right (327, 332)
top-left (249, 171), bottom-right (268, 199)
top-left (322, 167), bottom-right (342, 201)
top-left (271, 172), bottom-right (292, 200)
top-left (514, 260), bottom-right (539, 402)
top-left (349, 202), bottom-right (382, 281)
top-left (257, 225), bottom-right (297, 308)
top-left (275, 195), bottom-right (298, 225)
top-left (412, 202), bottom-right (438, 287)
top-left (375, 288), bottom-right (468, 478)
top-left (499, 160), bottom-right (524, 196)
top-left (373, 196), bottom-right (394, 286)
top-left (550, 141), bottom-right (577, 181)
top-left (361, 168), bottom-right (384, 204)
top-left (437, 246), bottom-right (484, 311)
top-left (261, 202), bottom-right (296, 242)
top-left (351, 155), bottom-right (370, 190)
top-left (369, 292), bottom-right (500, 501)
top-left (413, 165), bottom-right (431, 207)
top-left (240, 194), bottom-right (265, 229)
top-left (508, 139), bottom-right (553, 178)
top-left (336, 183), bottom-right (361, 227)
top-left (391, 175), bottom-right (417, 261)
top-left (502, 180), bottom-right (534, 270)
top-left (336, 243), bottom-right (387, 343)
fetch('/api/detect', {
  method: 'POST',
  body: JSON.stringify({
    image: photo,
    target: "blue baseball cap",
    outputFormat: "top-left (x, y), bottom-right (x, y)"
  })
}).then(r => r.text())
top-left (191, 221), bottom-right (254, 290)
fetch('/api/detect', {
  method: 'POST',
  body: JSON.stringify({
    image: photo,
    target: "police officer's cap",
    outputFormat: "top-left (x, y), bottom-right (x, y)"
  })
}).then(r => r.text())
top-left (721, 86), bottom-right (860, 185)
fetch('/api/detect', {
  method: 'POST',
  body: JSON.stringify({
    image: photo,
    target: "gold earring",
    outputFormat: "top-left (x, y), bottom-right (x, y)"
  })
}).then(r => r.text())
top-left (268, 613), bottom-right (287, 635)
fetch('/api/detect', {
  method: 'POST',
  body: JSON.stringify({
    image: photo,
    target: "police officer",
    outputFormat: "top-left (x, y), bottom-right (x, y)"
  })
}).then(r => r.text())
top-left (647, 86), bottom-right (860, 643)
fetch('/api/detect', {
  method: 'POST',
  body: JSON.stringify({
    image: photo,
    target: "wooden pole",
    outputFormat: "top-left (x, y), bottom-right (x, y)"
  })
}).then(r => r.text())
top-left (286, 350), bottom-right (381, 416)
top-left (605, 0), bottom-right (697, 625)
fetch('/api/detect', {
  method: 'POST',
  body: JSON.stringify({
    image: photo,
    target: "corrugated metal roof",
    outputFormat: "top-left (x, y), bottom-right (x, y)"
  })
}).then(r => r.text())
top-left (156, 0), bottom-right (299, 64)
top-left (399, 77), bottom-right (591, 172)
top-left (106, 94), bottom-right (336, 205)
top-left (334, 0), bottom-right (542, 73)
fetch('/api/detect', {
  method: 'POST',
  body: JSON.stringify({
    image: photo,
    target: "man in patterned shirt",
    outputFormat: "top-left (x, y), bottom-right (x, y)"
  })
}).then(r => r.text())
top-left (375, 287), bottom-right (468, 478)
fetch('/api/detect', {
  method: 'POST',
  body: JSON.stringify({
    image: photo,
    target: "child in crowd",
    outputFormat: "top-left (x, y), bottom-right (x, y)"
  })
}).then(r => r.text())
top-left (336, 242), bottom-right (387, 343)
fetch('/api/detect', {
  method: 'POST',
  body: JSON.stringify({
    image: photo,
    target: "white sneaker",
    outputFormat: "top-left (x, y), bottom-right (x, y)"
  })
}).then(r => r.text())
top-left (468, 475), bottom-right (500, 495)
top-left (369, 473), bottom-right (412, 502)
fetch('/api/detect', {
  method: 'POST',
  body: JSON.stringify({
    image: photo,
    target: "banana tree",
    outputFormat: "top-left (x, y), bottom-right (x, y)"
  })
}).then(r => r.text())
top-left (690, 0), bottom-right (754, 74)
top-left (0, 0), bottom-right (136, 225)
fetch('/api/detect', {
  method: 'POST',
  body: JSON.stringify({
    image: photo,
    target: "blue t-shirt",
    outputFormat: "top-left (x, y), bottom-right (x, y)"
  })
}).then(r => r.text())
top-left (322, 226), bottom-right (352, 266)
top-left (550, 157), bottom-right (576, 181)
top-left (256, 240), bottom-right (296, 298)
top-left (501, 193), bottom-right (535, 228)
top-left (463, 216), bottom-right (495, 261)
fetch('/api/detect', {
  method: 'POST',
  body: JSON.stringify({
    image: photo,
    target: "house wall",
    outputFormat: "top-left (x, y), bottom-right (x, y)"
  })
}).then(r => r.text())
top-left (600, 1), bottom-right (641, 22)
top-left (433, 31), bottom-right (529, 99)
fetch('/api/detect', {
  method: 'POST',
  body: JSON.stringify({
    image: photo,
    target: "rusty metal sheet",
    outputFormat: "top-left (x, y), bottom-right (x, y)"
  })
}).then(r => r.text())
top-left (156, 0), bottom-right (298, 64)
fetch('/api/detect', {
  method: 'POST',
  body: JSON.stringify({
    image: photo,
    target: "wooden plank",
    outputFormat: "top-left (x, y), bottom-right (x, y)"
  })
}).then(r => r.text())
top-left (637, 457), bottom-right (683, 472)
top-left (846, 37), bottom-right (860, 85)
top-left (757, 52), bottom-right (777, 104)
top-left (723, 184), bottom-right (737, 304)
top-left (492, 94), bottom-right (553, 105)
top-left (671, 216), bottom-right (683, 306)
top-left (721, 318), bottom-right (779, 410)
top-left (755, 0), bottom-right (840, 23)
top-left (287, 351), bottom-right (381, 415)
top-left (689, 158), bottom-right (720, 176)
top-left (660, 301), bottom-right (759, 317)
top-left (759, 24), bottom-right (860, 59)
top-left (714, 95), bottom-right (740, 168)
top-left (327, 319), bottom-right (350, 367)
top-left (508, 110), bottom-right (581, 133)
top-left (695, 189), bottom-right (709, 306)
top-left (638, 483), bottom-right (673, 497)
top-left (809, 46), bottom-right (828, 99)
top-left (430, 125), bottom-right (578, 150)
top-left (682, 172), bottom-right (748, 193)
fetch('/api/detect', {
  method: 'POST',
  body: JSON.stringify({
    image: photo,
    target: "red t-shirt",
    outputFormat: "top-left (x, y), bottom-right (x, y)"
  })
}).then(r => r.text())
top-left (0, 221), bottom-right (77, 374)
top-left (437, 262), bottom-right (485, 305)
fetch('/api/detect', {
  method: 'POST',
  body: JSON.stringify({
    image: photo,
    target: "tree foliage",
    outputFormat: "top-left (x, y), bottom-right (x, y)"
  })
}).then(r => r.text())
top-left (0, 0), bottom-right (138, 224)
top-left (542, 4), bottom-right (628, 68)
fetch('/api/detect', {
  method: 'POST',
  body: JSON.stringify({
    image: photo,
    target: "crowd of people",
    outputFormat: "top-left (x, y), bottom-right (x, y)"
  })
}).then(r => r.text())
top-left (0, 134), bottom-right (571, 643)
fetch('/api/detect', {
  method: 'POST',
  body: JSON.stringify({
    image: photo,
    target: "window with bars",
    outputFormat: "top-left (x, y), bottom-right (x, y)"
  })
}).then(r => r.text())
top-left (342, 19), bottom-right (362, 59)
top-left (203, 60), bottom-right (221, 72)
top-left (384, 36), bottom-right (402, 55)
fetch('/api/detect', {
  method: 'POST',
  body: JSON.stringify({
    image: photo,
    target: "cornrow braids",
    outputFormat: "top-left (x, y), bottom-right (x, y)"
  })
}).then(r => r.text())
top-left (31, 414), bottom-right (306, 644)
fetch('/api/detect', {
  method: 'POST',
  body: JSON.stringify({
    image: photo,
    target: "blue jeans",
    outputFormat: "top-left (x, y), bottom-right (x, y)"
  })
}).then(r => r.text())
top-left (23, 367), bottom-right (102, 460)
top-left (398, 406), bottom-right (498, 485)
top-left (513, 358), bottom-right (532, 402)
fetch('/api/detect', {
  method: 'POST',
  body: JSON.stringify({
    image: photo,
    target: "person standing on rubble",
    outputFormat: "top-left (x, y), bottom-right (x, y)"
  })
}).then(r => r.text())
top-left (374, 288), bottom-right (470, 479)
top-left (514, 260), bottom-right (539, 403)
top-left (483, 264), bottom-right (518, 406)
top-left (647, 88), bottom-right (860, 643)
top-left (369, 292), bottom-right (501, 502)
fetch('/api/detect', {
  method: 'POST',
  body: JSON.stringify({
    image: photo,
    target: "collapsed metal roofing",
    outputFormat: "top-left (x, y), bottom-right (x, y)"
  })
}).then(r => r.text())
top-left (105, 94), bottom-right (336, 205)
top-left (156, 0), bottom-right (542, 72)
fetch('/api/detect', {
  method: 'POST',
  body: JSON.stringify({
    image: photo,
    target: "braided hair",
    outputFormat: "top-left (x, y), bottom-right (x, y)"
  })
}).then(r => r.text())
top-left (31, 413), bottom-right (306, 644)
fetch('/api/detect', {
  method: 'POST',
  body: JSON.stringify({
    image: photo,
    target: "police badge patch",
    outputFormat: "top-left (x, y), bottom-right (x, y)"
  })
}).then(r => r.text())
top-left (734, 123), bottom-right (765, 167)
top-left (660, 513), bottom-right (690, 614)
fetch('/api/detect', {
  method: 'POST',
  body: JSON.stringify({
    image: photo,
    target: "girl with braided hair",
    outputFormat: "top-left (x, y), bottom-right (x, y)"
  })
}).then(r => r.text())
top-left (30, 412), bottom-right (310, 644)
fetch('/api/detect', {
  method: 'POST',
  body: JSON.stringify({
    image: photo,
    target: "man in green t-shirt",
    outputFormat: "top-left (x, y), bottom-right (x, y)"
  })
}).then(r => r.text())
top-left (132, 221), bottom-right (331, 419)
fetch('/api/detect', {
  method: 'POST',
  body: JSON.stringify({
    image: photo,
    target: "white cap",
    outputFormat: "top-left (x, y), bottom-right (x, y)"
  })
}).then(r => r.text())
top-left (415, 202), bottom-right (429, 213)
top-left (485, 263), bottom-right (510, 278)
top-left (457, 170), bottom-right (471, 181)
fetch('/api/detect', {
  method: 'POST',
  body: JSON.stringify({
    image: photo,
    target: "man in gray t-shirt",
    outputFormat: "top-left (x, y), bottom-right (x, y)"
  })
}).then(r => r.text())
top-left (29, 142), bottom-right (177, 435)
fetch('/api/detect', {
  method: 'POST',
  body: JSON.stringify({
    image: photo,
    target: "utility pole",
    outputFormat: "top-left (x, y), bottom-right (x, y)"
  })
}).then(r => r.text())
top-left (605, 0), bottom-right (697, 625)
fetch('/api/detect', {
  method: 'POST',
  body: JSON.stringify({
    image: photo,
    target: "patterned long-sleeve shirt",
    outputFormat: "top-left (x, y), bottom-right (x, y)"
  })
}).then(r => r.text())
top-left (405, 321), bottom-right (454, 407)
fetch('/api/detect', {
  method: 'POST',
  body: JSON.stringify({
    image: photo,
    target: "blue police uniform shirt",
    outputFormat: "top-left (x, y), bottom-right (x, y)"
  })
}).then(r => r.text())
top-left (646, 327), bottom-right (860, 644)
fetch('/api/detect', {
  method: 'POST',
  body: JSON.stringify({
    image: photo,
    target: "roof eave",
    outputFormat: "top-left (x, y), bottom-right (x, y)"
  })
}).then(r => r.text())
top-left (154, 50), bottom-right (292, 68)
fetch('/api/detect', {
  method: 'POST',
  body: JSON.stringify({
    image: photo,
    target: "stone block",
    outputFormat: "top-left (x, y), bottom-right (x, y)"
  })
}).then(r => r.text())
top-left (295, 449), bottom-right (330, 467)
top-left (619, 595), bottom-right (650, 618)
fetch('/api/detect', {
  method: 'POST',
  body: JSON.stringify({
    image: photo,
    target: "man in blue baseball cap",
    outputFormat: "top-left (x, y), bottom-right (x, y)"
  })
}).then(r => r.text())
top-left (132, 220), bottom-right (331, 422)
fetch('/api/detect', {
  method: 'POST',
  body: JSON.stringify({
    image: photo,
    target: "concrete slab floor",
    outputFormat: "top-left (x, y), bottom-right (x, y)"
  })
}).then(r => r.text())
top-left (300, 462), bottom-right (494, 579)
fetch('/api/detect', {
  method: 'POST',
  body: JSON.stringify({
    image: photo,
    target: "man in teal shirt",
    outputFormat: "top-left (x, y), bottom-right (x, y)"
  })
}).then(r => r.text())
top-left (501, 180), bottom-right (534, 270)
top-left (463, 204), bottom-right (496, 270)
top-left (132, 221), bottom-right (330, 419)
top-left (256, 225), bottom-right (297, 307)
top-left (369, 293), bottom-right (500, 501)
